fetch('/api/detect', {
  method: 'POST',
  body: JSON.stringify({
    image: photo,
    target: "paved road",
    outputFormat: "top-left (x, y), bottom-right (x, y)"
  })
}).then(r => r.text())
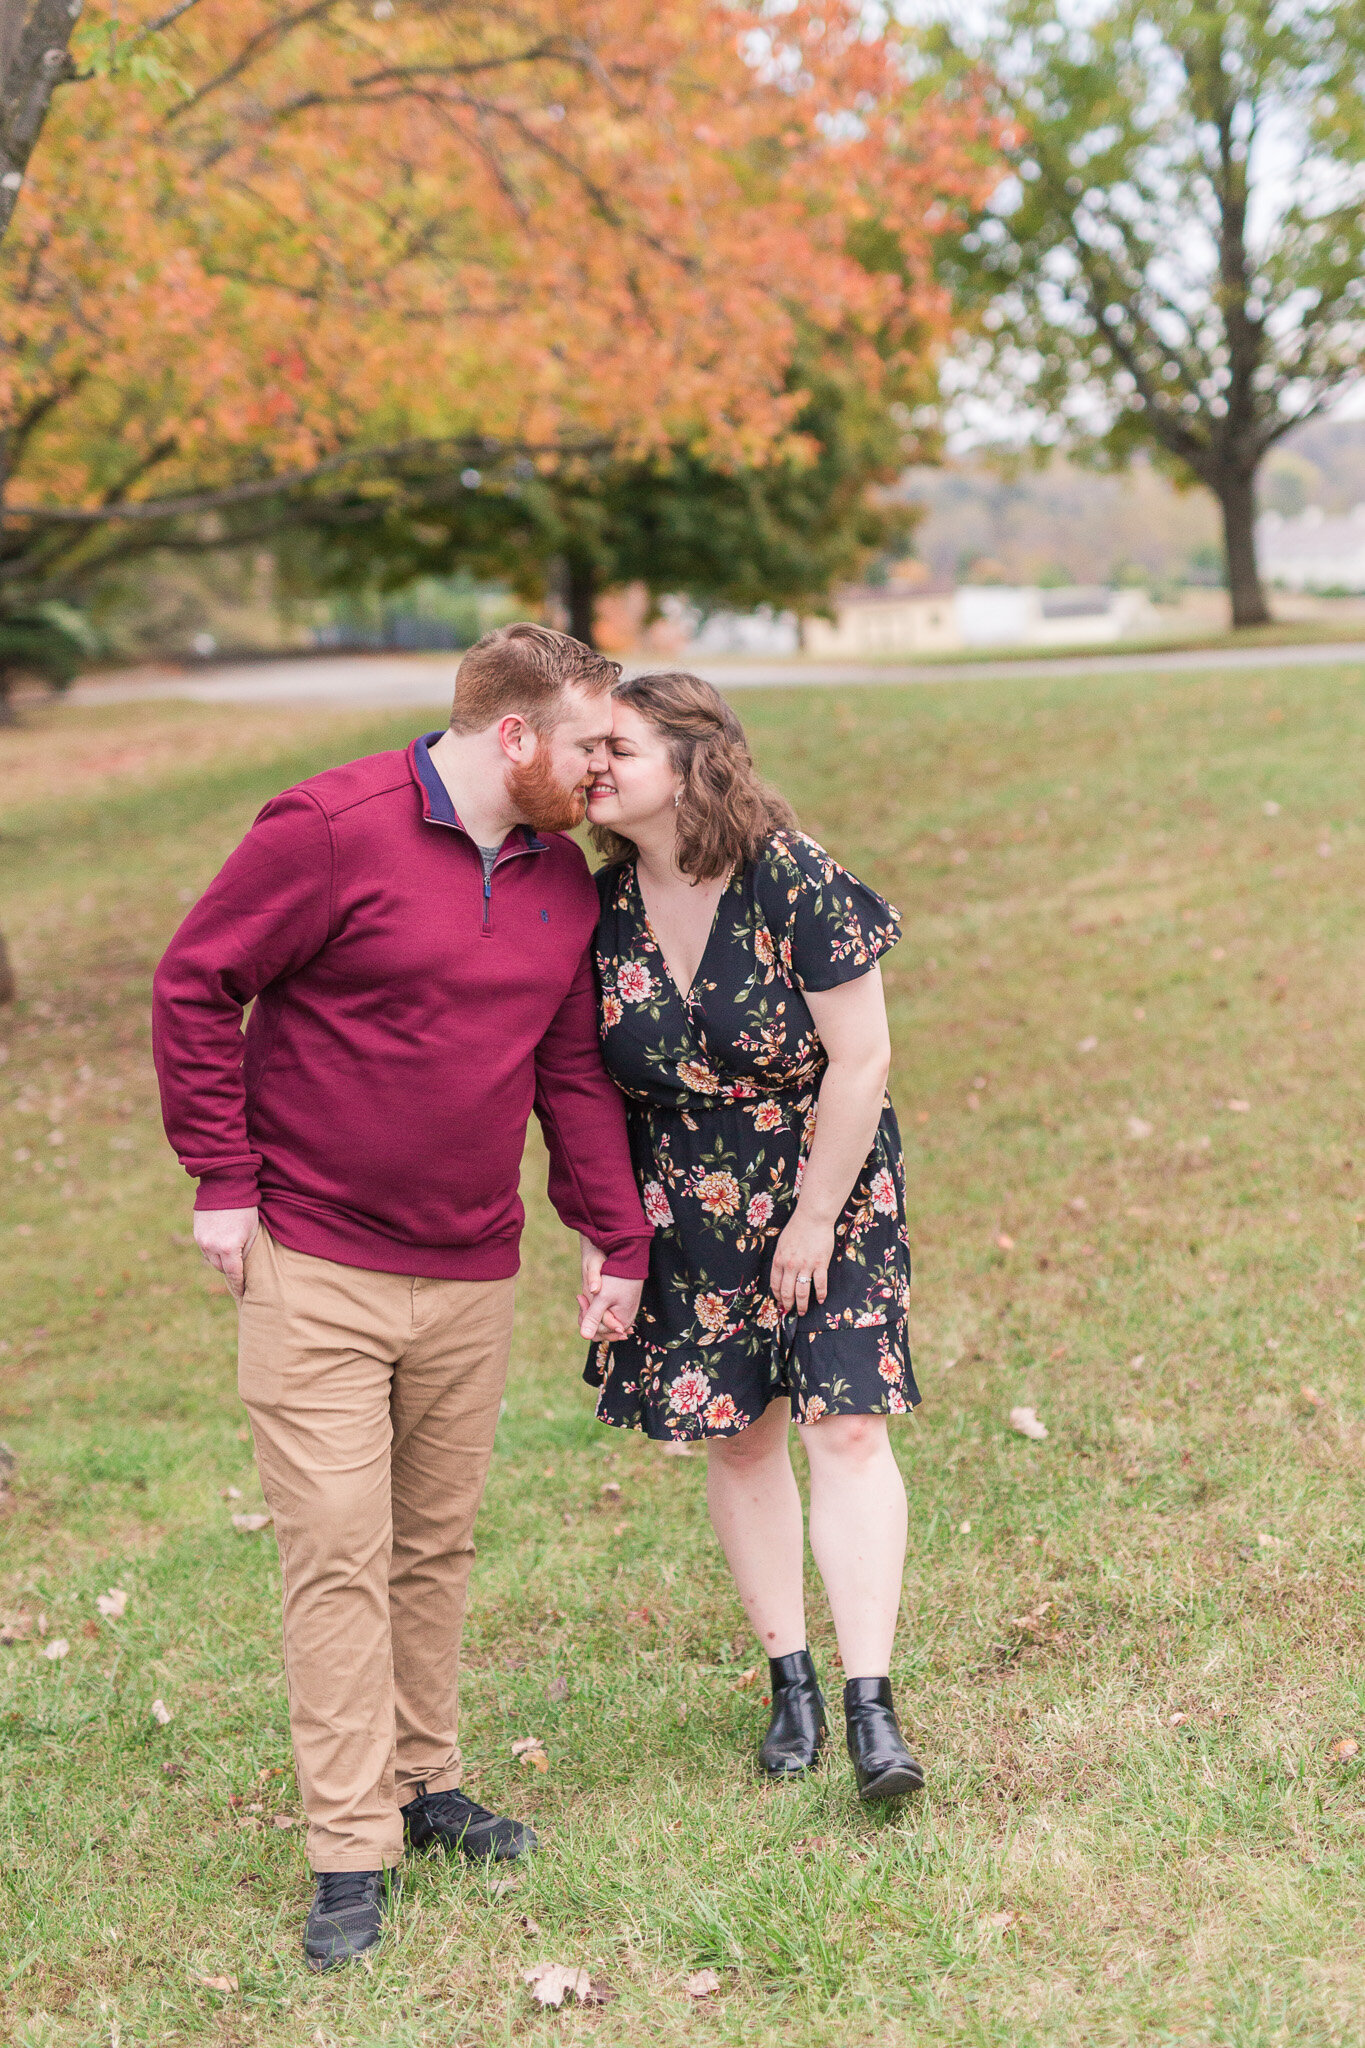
top-left (66, 638), bottom-right (1365, 710)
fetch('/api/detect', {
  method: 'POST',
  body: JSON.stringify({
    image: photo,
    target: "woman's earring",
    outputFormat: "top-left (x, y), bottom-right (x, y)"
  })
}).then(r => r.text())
top-left (673, 791), bottom-right (681, 808)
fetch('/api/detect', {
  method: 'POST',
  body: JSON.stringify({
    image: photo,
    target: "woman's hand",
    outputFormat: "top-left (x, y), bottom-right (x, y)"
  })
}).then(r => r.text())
top-left (770, 1209), bottom-right (837, 1317)
top-left (577, 1234), bottom-right (640, 1342)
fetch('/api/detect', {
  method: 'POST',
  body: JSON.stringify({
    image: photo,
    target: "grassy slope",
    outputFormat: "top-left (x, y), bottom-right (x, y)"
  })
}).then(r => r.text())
top-left (1, 665), bottom-right (1363, 2047)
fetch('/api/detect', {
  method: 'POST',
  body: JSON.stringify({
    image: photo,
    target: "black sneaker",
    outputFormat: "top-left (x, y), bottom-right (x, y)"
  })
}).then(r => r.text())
top-left (303, 1868), bottom-right (396, 1972)
top-left (401, 1785), bottom-right (537, 1862)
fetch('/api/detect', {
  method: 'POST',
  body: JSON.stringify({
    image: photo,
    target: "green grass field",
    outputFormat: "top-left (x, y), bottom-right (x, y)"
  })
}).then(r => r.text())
top-left (2, 661), bottom-right (1364, 2047)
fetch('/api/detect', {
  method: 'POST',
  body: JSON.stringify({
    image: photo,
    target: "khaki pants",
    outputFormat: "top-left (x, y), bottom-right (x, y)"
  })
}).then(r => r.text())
top-left (238, 1228), bottom-right (516, 1871)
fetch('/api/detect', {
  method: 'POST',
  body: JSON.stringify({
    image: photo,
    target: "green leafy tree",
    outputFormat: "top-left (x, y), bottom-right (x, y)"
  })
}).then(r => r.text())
top-left (924, 0), bottom-right (1365, 626)
top-left (273, 354), bottom-right (922, 646)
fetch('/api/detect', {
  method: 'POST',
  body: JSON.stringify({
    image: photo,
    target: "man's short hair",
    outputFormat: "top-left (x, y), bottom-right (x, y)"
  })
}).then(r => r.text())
top-left (448, 622), bottom-right (622, 735)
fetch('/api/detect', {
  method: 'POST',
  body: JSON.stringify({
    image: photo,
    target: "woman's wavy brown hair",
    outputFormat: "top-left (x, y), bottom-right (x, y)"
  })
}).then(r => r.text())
top-left (589, 669), bottom-right (798, 881)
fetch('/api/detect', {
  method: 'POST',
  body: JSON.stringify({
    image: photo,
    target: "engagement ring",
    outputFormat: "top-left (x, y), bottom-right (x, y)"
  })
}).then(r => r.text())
top-left (797, 1273), bottom-right (811, 1284)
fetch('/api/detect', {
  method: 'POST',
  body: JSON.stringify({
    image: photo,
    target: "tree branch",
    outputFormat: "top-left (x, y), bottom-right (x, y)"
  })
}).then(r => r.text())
top-left (0, 432), bottom-right (610, 523)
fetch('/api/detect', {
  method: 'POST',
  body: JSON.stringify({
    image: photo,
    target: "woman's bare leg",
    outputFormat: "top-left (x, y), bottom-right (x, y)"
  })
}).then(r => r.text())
top-left (705, 1399), bottom-right (807, 1658)
top-left (797, 1413), bottom-right (907, 1676)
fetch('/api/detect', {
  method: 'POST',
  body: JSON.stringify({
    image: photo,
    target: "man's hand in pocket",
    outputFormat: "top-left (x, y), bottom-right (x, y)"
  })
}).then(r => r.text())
top-left (194, 1207), bottom-right (260, 1302)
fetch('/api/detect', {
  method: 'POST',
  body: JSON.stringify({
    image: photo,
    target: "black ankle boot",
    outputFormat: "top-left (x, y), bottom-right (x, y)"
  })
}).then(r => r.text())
top-left (759, 1649), bottom-right (828, 1777)
top-left (843, 1676), bottom-right (925, 1799)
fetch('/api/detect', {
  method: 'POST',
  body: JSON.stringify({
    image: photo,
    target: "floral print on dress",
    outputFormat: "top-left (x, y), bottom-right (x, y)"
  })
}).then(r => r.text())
top-left (586, 830), bottom-right (919, 1441)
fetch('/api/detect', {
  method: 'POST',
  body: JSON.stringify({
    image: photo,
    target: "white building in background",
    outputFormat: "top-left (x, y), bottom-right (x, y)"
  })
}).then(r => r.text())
top-left (686, 604), bottom-right (801, 656)
top-left (954, 584), bottom-right (1155, 648)
top-left (801, 579), bottom-right (961, 656)
top-left (1257, 506), bottom-right (1365, 592)
top-left (680, 579), bottom-right (1157, 660)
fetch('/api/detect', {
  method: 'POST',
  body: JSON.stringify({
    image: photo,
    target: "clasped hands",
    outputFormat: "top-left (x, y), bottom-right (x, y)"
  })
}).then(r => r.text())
top-left (577, 1237), bottom-right (643, 1342)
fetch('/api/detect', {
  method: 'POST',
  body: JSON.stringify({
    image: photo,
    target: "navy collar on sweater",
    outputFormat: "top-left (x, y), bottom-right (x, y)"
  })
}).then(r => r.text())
top-left (413, 732), bottom-right (546, 852)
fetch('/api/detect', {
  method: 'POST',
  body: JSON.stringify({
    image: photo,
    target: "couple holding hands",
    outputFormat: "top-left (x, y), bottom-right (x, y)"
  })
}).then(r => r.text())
top-left (153, 623), bottom-right (923, 1971)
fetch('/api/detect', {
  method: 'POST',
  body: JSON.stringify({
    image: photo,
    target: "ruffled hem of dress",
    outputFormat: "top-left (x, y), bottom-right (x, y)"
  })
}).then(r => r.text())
top-left (583, 1321), bottom-right (920, 1441)
top-left (586, 1385), bottom-right (921, 1443)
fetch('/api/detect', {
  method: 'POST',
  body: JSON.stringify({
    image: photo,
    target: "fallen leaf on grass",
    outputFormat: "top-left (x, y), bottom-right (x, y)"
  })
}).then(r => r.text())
top-left (0, 1615), bottom-right (32, 1646)
top-left (732, 1666), bottom-right (758, 1690)
top-left (548, 1675), bottom-right (568, 1703)
top-left (1226, 1099), bottom-right (1250, 1114)
top-left (1126, 1117), bottom-right (1154, 1140)
top-left (1010, 1602), bottom-right (1052, 1632)
top-left (491, 1877), bottom-right (520, 1898)
top-left (995, 1232), bottom-right (1015, 1251)
top-left (1328, 1737), bottom-right (1360, 1762)
top-left (222, 1486), bottom-right (243, 1501)
top-left (96, 1587), bottom-right (128, 1619)
top-left (81, 1619), bottom-right (100, 1639)
top-left (151, 1698), bottom-right (173, 1725)
top-left (1076, 1035), bottom-right (1098, 1053)
top-left (271, 1813), bottom-right (298, 1828)
top-left (685, 1969), bottom-right (722, 1999)
top-left (523, 1962), bottom-right (591, 2009)
top-left (511, 1735), bottom-right (549, 1771)
top-left (794, 1837), bottom-right (832, 1855)
top-left (659, 1439), bottom-right (694, 1457)
top-left (599, 1481), bottom-right (622, 1501)
top-left (1009, 1406), bottom-right (1048, 1442)
top-left (1256, 1533), bottom-right (1281, 1549)
top-left (982, 1910), bottom-right (1016, 1932)
top-left (518, 1913), bottom-right (543, 1936)
top-left (231, 1513), bottom-right (272, 1533)
top-left (44, 1638), bottom-right (69, 1660)
top-left (193, 1973), bottom-right (238, 1994)
top-left (1300, 1385), bottom-right (1326, 1408)
top-left (1167, 1712), bottom-right (1190, 1727)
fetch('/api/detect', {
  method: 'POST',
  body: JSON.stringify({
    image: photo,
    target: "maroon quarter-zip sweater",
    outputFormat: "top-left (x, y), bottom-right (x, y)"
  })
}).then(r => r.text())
top-left (151, 733), bottom-right (652, 1281)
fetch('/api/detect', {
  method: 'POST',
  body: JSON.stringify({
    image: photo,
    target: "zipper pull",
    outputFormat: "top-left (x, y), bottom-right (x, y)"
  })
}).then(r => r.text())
top-left (482, 870), bottom-right (493, 934)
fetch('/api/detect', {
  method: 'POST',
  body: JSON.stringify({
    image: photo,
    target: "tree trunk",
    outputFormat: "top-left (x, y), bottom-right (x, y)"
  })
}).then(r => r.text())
top-left (0, 667), bottom-right (15, 726)
top-left (565, 553), bottom-right (598, 647)
top-left (1216, 466), bottom-right (1271, 630)
top-left (0, 0), bottom-right (82, 243)
top-left (0, 929), bottom-right (14, 1005)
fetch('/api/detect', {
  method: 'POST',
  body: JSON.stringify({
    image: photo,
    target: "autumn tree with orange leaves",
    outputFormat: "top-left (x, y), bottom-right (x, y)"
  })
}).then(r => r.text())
top-left (0, 0), bottom-right (991, 613)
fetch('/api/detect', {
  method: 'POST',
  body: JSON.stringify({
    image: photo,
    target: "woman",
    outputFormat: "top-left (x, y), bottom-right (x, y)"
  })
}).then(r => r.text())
top-left (582, 670), bottom-right (923, 1800)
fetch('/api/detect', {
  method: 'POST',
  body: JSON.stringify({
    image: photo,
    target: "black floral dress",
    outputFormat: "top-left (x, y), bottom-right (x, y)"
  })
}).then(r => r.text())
top-left (585, 830), bottom-right (919, 1441)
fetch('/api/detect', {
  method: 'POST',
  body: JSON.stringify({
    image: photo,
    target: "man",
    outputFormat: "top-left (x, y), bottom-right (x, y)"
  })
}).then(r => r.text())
top-left (152, 624), bottom-right (650, 1970)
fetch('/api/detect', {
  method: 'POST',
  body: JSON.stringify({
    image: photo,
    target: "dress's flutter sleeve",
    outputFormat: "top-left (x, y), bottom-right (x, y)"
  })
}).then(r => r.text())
top-left (754, 831), bottom-right (901, 992)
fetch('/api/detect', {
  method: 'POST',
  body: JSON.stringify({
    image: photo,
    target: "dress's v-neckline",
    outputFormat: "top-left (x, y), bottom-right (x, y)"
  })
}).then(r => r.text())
top-left (633, 862), bottom-right (732, 1006)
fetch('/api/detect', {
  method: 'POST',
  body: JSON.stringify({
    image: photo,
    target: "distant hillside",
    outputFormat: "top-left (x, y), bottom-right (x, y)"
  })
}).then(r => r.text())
top-left (901, 420), bottom-right (1365, 588)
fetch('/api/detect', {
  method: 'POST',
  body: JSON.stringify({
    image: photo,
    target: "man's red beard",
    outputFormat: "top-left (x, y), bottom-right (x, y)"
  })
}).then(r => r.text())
top-left (505, 746), bottom-right (588, 834)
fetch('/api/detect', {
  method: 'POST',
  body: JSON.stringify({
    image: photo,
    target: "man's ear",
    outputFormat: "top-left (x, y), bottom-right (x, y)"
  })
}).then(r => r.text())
top-left (496, 713), bottom-right (535, 761)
